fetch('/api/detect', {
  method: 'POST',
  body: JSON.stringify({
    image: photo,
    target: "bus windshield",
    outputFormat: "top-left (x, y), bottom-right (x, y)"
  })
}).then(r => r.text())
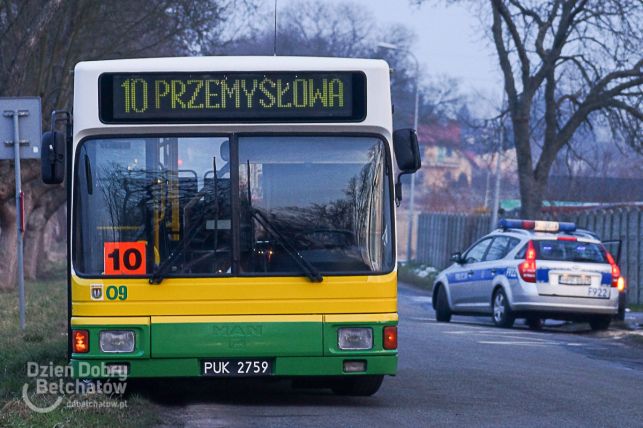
top-left (73, 135), bottom-right (393, 278)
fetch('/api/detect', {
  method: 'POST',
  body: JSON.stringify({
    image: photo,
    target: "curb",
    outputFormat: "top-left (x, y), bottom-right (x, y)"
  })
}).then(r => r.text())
top-left (613, 311), bottom-right (642, 331)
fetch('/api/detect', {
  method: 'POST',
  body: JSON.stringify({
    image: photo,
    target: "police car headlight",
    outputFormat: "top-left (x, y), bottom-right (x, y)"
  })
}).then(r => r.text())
top-left (338, 328), bottom-right (373, 350)
top-left (99, 330), bottom-right (135, 353)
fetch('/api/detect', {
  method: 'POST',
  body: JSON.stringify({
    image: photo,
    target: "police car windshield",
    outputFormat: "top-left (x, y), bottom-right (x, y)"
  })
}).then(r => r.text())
top-left (534, 240), bottom-right (606, 263)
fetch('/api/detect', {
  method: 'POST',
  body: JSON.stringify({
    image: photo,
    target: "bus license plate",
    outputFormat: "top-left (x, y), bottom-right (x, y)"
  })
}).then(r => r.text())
top-left (587, 287), bottom-right (610, 299)
top-left (201, 359), bottom-right (273, 377)
top-left (559, 274), bottom-right (591, 286)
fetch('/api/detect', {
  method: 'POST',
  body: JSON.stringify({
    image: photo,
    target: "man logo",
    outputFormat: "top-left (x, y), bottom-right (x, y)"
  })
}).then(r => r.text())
top-left (90, 284), bottom-right (104, 301)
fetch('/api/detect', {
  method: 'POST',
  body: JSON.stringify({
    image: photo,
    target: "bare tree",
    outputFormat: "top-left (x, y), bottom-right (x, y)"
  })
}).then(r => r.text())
top-left (219, 0), bottom-right (415, 68)
top-left (0, 0), bottom-right (256, 289)
top-left (491, 0), bottom-right (642, 217)
top-left (221, 0), bottom-right (466, 130)
top-left (415, 0), bottom-right (642, 217)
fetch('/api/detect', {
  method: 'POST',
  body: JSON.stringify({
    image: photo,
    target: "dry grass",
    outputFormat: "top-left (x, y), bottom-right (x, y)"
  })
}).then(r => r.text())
top-left (0, 265), bottom-right (159, 427)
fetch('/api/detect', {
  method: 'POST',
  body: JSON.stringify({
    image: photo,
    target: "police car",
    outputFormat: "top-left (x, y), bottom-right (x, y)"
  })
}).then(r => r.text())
top-left (432, 219), bottom-right (625, 330)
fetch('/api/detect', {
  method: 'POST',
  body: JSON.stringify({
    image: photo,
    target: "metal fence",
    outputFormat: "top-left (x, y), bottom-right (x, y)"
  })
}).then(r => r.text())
top-left (415, 207), bottom-right (643, 304)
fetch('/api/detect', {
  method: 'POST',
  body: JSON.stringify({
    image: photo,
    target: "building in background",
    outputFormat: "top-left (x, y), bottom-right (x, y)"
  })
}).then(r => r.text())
top-left (417, 122), bottom-right (476, 189)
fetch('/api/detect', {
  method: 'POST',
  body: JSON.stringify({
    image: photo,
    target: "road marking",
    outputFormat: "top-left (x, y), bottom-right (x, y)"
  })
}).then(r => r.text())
top-left (444, 328), bottom-right (560, 338)
top-left (410, 296), bottom-right (432, 303)
top-left (447, 331), bottom-right (550, 340)
top-left (406, 317), bottom-right (436, 322)
top-left (502, 335), bottom-right (553, 342)
top-left (435, 327), bottom-right (590, 347)
top-left (478, 340), bottom-right (558, 346)
top-left (412, 318), bottom-right (596, 348)
top-left (478, 339), bottom-right (587, 347)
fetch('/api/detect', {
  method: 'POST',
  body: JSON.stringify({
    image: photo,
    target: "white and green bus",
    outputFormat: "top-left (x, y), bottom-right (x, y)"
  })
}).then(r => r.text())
top-left (41, 56), bottom-right (420, 396)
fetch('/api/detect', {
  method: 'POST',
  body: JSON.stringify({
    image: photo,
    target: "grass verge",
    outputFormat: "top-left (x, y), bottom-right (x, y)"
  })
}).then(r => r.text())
top-left (0, 264), bottom-right (160, 428)
top-left (627, 304), bottom-right (643, 312)
top-left (398, 262), bottom-right (437, 292)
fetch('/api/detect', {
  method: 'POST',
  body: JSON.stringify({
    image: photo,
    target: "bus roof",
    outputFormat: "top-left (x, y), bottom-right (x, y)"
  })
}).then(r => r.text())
top-left (75, 56), bottom-right (389, 73)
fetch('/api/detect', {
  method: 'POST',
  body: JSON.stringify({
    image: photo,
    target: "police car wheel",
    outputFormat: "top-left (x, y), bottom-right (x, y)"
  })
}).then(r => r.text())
top-left (589, 315), bottom-right (611, 331)
top-left (526, 317), bottom-right (543, 330)
top-left (435, 285), bottom-right (452, 322)
top-left (492, 289), bottom-right (514, 328)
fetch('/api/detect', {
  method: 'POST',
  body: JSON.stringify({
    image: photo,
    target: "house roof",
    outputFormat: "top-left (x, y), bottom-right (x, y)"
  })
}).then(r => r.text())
top-left (416, 121), bottom-right (461, 147)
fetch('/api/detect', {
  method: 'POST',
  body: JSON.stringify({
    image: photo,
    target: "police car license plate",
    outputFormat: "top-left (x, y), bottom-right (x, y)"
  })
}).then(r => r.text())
top-left (559, 274), bottom-right (591, 286)
top-left (587, 287), bottom-right (610, 299)
top-left (201, 359), bottom-right (273, 377)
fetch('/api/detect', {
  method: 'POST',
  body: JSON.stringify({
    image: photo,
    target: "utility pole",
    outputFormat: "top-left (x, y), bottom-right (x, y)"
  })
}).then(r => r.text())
top-left (483, 164), bottom-right (492, 209)
top-left (490, 117), bottom-right (504, 231)
top-left (377, 42), bottom-right (420, 262)
top-left (407, 72), bottom-right (419, 261)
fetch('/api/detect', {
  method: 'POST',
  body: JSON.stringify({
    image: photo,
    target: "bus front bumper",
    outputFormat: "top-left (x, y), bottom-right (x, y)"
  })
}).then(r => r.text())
top-left (69, 314), bottom-right (398, 378)
top-left (70, 355), bottom-right (397, 378)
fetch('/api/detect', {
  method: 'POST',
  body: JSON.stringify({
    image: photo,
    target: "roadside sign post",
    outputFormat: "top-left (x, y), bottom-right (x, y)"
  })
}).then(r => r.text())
top-left (1, 97), bottom-right (42, 330)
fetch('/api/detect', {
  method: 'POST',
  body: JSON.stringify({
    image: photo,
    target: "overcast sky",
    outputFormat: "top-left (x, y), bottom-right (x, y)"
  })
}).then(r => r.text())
top-left (278, 0), bottom-right (504, 108)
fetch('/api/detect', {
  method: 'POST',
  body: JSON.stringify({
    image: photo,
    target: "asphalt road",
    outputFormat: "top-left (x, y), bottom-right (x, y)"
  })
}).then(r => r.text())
top-left (149, 283), bottom-right (643, 427)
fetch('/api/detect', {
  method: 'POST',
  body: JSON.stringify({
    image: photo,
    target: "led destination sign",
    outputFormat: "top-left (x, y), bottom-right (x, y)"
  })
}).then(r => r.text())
top-left (99, 72), bottom-right (366, 123)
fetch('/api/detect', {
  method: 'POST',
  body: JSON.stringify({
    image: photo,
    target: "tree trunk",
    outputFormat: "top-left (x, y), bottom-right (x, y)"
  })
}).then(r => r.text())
top-left (518, 174), bottom-right (547, 219)
top-left (511, 104), bottom-right (547, 219)
top-left (25, 159), bottom-right (67, 276)
top-left (37, 206), bottom-right (67, 277)
top-left (0, 201), bottom-right (18, 291)
top-left (26, 187), bottom-right (67, 278)
top-left (24, 205), bottom-right (47, 280)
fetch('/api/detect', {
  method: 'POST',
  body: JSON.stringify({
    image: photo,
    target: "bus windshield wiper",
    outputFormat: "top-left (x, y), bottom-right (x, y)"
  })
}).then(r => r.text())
top-left (149, 222), bottom-right (200, 284)
top-left (149, 190), bottom-right (217, 284)
top-left (150, 158), bottom-right (219, 284)
top-left (250, 208), bottom-right (323, 283)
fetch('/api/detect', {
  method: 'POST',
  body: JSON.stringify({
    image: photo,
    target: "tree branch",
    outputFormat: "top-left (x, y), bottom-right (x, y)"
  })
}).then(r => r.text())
top-left (492, 0), bottom-right (531, 87)
top-left (490, 1), bottom-right (518, 106)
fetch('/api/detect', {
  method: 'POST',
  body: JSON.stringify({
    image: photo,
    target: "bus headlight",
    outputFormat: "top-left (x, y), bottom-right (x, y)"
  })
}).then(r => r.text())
top-left (99, 330), bottom-right (135, 353)
top-left (338, 328), bottom-right (373, 350)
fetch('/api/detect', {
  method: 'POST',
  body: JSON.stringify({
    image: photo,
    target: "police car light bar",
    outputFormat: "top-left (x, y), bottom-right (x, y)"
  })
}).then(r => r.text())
top-left (498, 218), bottom-right (576, 233)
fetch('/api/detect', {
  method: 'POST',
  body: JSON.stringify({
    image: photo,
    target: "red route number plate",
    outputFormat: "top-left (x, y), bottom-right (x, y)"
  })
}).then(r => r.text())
top-left (104, 242), bottom-right (146, 275)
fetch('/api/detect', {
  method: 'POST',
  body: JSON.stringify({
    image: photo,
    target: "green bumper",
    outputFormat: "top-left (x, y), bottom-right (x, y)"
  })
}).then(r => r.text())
top-left (70, 319), bottom-right (397, 378)
top-left (70, 355), bottom-right (397, 378)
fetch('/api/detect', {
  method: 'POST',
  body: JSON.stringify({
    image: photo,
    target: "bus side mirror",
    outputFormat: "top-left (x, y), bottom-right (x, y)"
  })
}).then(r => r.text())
top-left (41, 131), bottom-right (66, 184)
top-left (393, 128), bottom-right (421, 205)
